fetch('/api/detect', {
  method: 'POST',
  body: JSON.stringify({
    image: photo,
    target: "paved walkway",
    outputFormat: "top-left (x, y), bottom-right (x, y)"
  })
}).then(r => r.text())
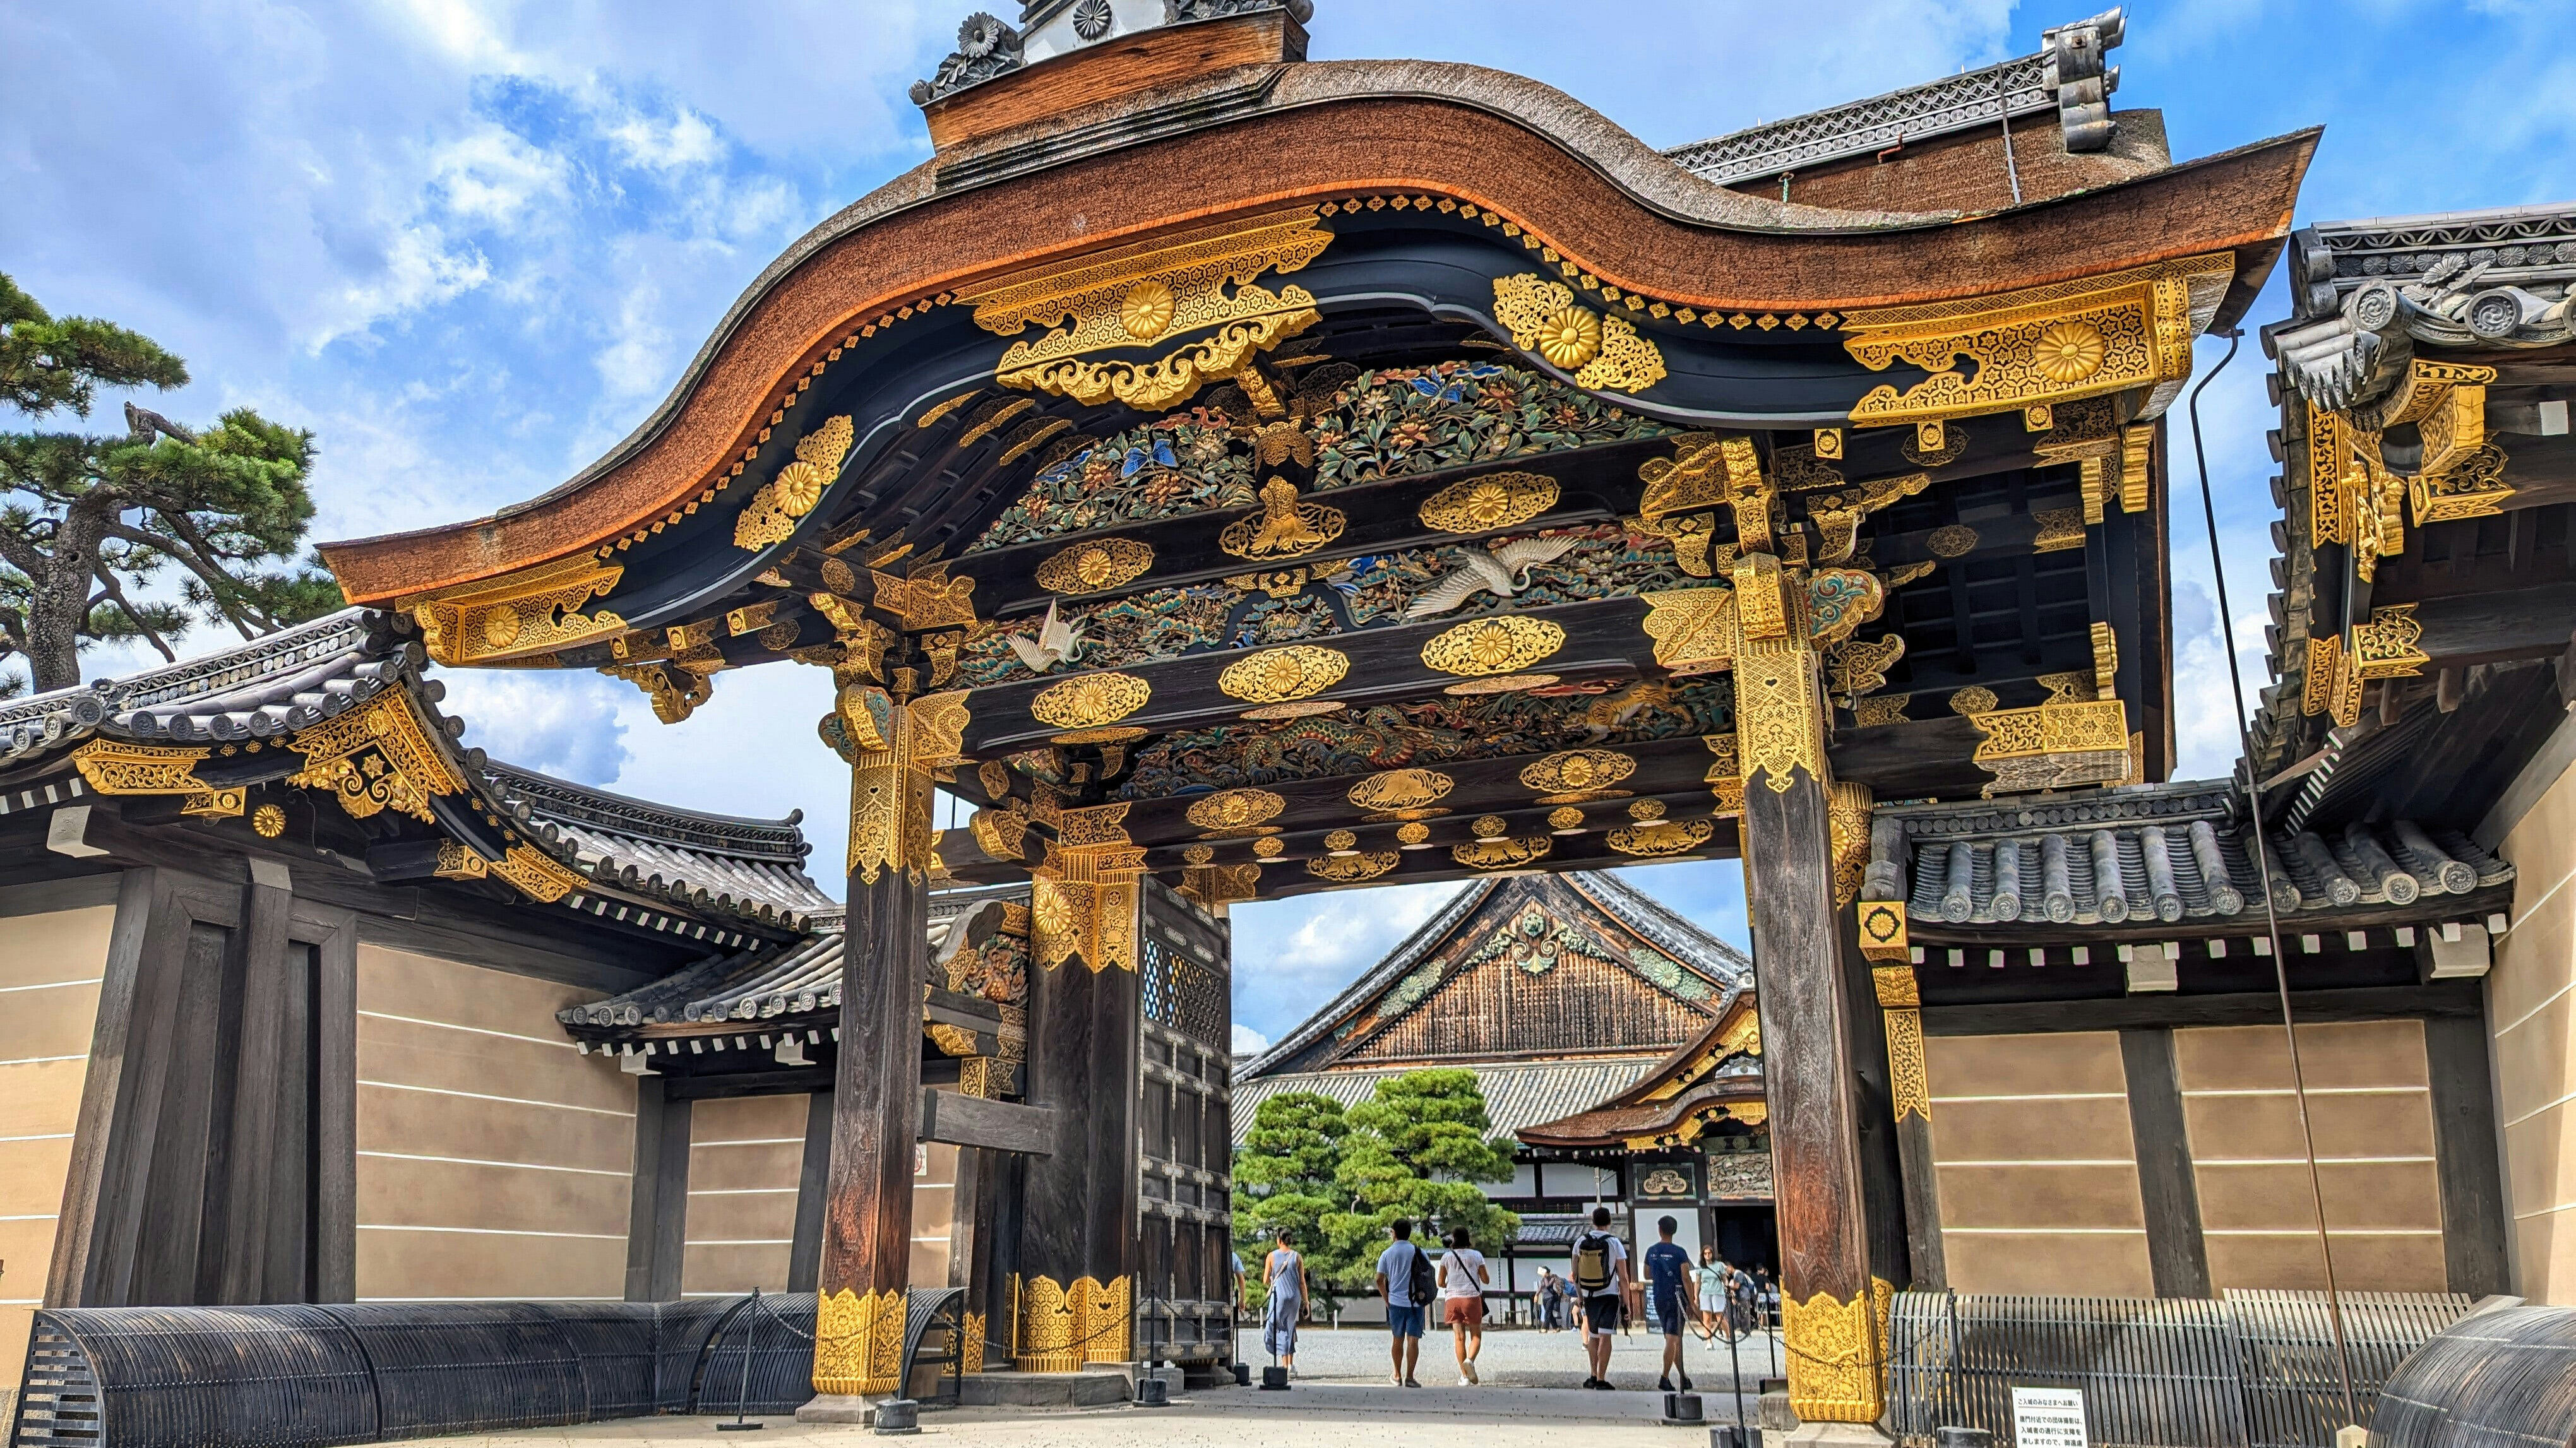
top-left (420, 1327), bottom-right (1786, 1446)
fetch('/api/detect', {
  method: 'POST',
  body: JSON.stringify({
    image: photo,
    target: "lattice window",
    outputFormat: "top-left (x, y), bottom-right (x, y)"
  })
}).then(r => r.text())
top-left (1141, 939), bottom-right (1229, 1053)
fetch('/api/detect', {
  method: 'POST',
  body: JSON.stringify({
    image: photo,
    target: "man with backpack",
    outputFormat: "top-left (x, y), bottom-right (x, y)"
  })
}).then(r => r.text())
top-left (1571, 1204), bottom-right (1632, 1390)
top-left (1374, 1218), bottom-right (1438, 1387)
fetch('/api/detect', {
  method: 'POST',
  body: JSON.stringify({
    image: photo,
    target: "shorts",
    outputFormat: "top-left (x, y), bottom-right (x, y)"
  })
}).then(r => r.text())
top-left (1582, 1294), bottom-right (1622, 1335)
top-left (1387, 1303), bottom-right (1426, 1338)
top-left (1652, 1294), bottom-right (1686, 1336)
top-left (1442, 1297), bottom-right (1484, 1327)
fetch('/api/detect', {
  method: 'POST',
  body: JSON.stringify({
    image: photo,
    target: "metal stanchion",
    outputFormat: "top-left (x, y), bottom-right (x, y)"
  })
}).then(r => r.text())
top-left (718, 1289), bottom-right (764, 1432)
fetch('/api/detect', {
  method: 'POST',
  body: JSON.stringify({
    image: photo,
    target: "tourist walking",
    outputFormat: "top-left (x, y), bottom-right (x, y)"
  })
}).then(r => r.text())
top-left (1643, 1216), bottom-right (1699, 1392)
top-left (1535, 1267), bottom-right (1565, 1331)
top-left (1375, 1219), bottom-right (1436, 1387)
top-left (1695, 1245), bottom-right (1728, 1332)
top-left (1571, 1205), bottom-right (1631, 1390)
top-left (1261, 1226), bottom-right (1308, 1376)
top-left (1438, 1226), bottom-right (1491, 1384)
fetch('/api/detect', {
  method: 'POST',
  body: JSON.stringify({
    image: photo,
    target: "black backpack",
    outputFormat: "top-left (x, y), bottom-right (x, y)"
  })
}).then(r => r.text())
top-left (1404, 1242), bottom-right (1436, 1303)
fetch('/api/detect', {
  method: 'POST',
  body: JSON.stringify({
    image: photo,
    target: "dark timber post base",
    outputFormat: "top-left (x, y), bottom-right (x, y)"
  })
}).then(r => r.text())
top-left (801, 863), bottom-right (928, 1416)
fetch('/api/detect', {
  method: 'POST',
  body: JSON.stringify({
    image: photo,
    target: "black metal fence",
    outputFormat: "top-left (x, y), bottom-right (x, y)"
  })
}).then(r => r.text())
top-left (7, 1289), bottom-right (964, 1448)
top-left (1886, 1290), bottom-right (2474, 1448)
top-left (2371, 1304), bottom-right (2576, 1448)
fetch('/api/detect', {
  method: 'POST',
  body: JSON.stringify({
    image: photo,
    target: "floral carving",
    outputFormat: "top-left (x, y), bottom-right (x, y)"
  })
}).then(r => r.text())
top-left (1308, 361), bottom-right (1673, 490)
top-left (1118, 678), bottom-right (1732, 799)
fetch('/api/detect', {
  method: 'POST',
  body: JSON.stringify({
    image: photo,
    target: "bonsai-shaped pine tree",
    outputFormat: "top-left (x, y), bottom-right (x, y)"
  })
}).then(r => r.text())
top-left (1325, 1068), bottom-right (1521, 1285)
top-left (0, 273), bottom-right (339, 695)
top-left (1231, 1090), bottom-right (1351, 1311)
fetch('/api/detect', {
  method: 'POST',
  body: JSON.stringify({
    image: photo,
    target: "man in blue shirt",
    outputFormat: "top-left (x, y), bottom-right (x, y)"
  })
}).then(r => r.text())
top-left (1642, 1215), bottom-right (1700, 1392)
top-left (1374, 1219), bottom-right (1431, 1387)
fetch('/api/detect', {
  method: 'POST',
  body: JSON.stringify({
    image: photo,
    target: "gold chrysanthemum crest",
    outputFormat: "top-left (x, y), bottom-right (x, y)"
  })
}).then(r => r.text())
top-left (1419, 471), bottom-right (1559, 534)
top-left (1184, 788), bottom-right (1286, 833)
top-left (1030, 672), bottom-right (1150, 728)
top-left (1219, 645), bottom-right (1348, 703)
top-left (1421, 616), bottom-right (1565, 677)
top-left (1034, 537), bottom-right (1154, 594)
top-left (1519, 749), bottom-right (1635, 795)
top-left (734, 415), bottom-right (854, 550)
top-left (1491, 274), bottom-right (1667, 394)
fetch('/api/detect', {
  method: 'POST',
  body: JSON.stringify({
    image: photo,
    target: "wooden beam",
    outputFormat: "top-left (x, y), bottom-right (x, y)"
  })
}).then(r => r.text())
top-left (919, 1089), bottom-right (1057, 1156)
top-left (2411, 580), bottom-right (2576, 665)
top-left (1921, 982), bottom-right (2483, 1035)
top-left (2119, 1027), bottom-right (2211, 1298)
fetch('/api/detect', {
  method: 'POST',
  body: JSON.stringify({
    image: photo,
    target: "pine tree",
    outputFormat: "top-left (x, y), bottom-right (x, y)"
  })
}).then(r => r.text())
top-left (0, 273), bottom-right (338, 695)
top-left (1231, 1090), bottom-right (1352, 1309)
top-left (1325, 1068), bottom-right (1520, 1283)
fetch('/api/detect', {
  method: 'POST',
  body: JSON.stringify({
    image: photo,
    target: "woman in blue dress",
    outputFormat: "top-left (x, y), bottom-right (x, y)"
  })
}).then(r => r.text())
top-left (1261, 1226), bottom-right (1309, 1375)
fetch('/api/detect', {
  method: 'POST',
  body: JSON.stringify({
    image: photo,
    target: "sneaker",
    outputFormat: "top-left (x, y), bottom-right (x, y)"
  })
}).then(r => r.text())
top-left (1459, 1375), bottom-right (1472, 1386)
top-left (1596, 1379), bottom-right (1616, 1391)
top-left (1464, 1362), bottom-right (1479, 1385)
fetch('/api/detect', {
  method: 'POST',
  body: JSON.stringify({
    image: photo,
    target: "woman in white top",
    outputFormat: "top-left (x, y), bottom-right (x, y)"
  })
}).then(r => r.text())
top-left (1437, 1225), bottom-right (1491, 1385)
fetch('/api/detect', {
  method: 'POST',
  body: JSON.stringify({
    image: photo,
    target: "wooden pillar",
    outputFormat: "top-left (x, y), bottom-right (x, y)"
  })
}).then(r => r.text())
top-left (805, 684), bottom-right (960, 1407)
top-left (1011, 806), bottom-right (1142, 1372)
top-left (624, 1076), bottom-right (691, 1302)
top-left (811, 863), bottom-right (927, 1398)
top-left (2121, 1026), bottom-right (2212, 1298)
top-left (1733, 624), bottom-right (1895, 1433)
top-left (2424, 1014), bottom-right (2510, 1296)
top-left (787, 1088), bottom-right (833, 1294)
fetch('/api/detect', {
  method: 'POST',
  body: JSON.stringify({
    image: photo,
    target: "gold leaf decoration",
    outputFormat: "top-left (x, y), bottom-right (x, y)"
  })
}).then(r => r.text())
top-left (1185, 788), bottom-right (1285, 832)
top-left (1252, 836), bottom-right (1285, 858)
top-left (1220, 478), bottom-right (1344, 561)
top-left (1218, 645), bottom-right (1349, 704)
top-left (1034, 537), bottom-right (1154, 594)
top-left (1926, 525), bottom-right (1979, 559)
top-left (1421, 616), bottom-right (1565, 677)
top-left (1491, 274), bottom-right (1666, 393)
top-left (734, 415), bottom-right (854, 550)
top-left (963, 208), bottom-right (1330, 413)
top-left (1519, 750), bottom-right (1636, 795)
top-left (1547, 807), bottom-right (1585, 833)
top-left (1452, 833), bottom-right (1553, 869)
top-left (251, 803), bottom-right (287, 838)
top-left (814, 1286), bottom-right (908, 1395)
top-left (1030, 672), bottom-right (1150, 729)
top-left (1049, 725), bottom-right (1148, 745)
top-left (1419, 471), bottom-right (1559, 533)
top-left (1608, 797), bottom-right (1716, 857)
top-left (1349, 768), bottom-right (1453, 813)
top-left (1395, 821), bottom-right (1434, 846)
top-left (1241, 698), bottom-right (1345, 721)
top-left (1308, 851), bottom-right (1399, 882)
top-left (1947, 687), bottom-right (1997, 716)
top-left (1443, 672), bottom-right (1561, 696)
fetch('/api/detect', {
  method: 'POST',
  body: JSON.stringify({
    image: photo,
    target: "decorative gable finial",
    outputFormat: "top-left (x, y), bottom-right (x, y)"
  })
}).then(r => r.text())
top-left (910, 11), bottom-right (1027, 106)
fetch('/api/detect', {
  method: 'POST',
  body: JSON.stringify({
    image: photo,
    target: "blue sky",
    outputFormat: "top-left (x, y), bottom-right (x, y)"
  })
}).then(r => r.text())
top-left (7, 1), bottom-right (2572, 1051)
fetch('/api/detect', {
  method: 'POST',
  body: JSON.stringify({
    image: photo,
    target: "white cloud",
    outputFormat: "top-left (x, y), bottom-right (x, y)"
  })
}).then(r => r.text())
top-left (609, 107), bottom-right (722, 170)
top-left (1231, 1023), bottom-right (1270, 1057)
top-left (428, 123), bottom-right (572, 229)
top-left (431, 666), bottom-right (633, 783)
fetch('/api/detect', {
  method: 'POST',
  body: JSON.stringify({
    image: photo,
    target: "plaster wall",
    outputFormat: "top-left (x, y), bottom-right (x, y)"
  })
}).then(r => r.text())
top-left (2174, 1019), bottom-right (2444, 1291)
top-left (0, 903), bottom-right (114, 1411)
top-left (1923, 1030), bottom-right (2156, 1295)
top-left (2490, 757), bottom-right (2576, 1302)
top-left (351, 945), bottom-right (633, 1300)
top-left (681, 1093), bottom-right (805, 1296)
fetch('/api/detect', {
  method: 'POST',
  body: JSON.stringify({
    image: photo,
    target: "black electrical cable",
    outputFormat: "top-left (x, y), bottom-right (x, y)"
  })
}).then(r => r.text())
top-left (2185, 326), bottom-right (2360, 1427)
